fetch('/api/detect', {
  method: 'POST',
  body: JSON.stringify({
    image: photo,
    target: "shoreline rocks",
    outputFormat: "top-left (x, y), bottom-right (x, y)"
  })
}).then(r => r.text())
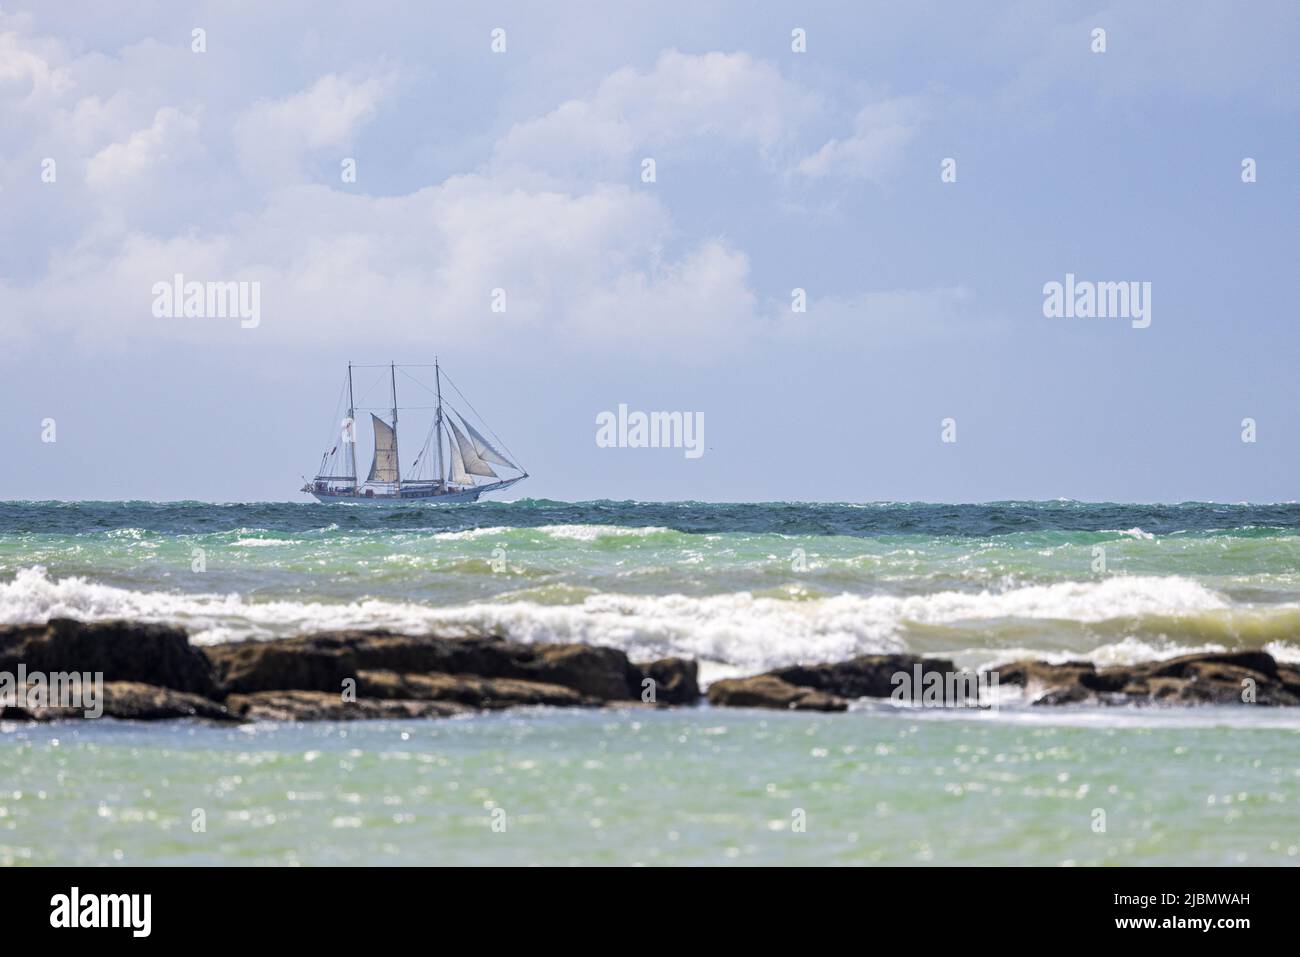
top-left (0, 618), bottom-right (703, 723)
top-left (0, 618), bottom-right (218, 697)
top-left (1, 618), bottom-right (1297, 722)
top-left (708, 655), bottom-right (957, 712)
top-left (996, 651), bottom-right (1300, 707)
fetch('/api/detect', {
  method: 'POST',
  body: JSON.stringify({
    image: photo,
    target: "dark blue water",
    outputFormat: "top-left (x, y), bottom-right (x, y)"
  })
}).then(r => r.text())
top-left (4, 499), bottom-right (1299, 538)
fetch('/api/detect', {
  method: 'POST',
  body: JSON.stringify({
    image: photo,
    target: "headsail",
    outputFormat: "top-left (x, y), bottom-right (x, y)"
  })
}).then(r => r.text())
top-left (446, 417), bottom-right (497, 478)
top-left (457, 415), bottom-right (516, 469)
top-left (366, 413), bottom-right (399, 484)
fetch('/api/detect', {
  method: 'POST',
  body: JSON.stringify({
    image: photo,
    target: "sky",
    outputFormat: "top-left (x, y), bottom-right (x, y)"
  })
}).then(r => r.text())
top-left (1, 0), bottom-right (1297, 503)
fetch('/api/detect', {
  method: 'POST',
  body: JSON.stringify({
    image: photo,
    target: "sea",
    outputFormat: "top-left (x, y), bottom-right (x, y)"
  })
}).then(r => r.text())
top-left (2, 499), bottom-right (1298, 865)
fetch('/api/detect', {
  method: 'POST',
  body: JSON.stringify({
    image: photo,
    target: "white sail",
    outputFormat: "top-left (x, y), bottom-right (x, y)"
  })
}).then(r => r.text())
top-left (458, 415), bottom-right (516, 469)
top-left (366, 413), bottom-right (399, 484)
top-left (446, 427), bottom-right (477, 485)
top-left (447, 418), bottom-right (497, 478)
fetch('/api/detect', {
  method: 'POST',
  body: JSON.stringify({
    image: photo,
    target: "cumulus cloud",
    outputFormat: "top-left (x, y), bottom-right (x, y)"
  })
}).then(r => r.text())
top-left (0, 19), bottom-right (937, 365)
top-left (796, 96), bottom-right (925, 185)
top-left (233, 69), bottom-right (396, 185)
top-left (85, 106), bottom-right (201, 190)
top-left (0, 25), bottom-right (72, 109)
top-left (491, 49), bottom-right (820, 185)
top-left (5, 176), bottom-right (756, 357)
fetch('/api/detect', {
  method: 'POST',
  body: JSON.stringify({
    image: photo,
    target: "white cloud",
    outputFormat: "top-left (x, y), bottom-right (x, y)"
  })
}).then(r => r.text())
top-left (797, 96), bottom-right (925, 184)
top-left (0, 26), bottom-right (73, 109)
top-left (492, 49), bottom-right (819, 185)
top-left (5, 176), bottom-right (755, 358)
top-left (0, 30), bottom-right (940, 365)
top-left (85, 106), bottom-right (201, 190)
top-left (233, 69), bottom-right (396, 185)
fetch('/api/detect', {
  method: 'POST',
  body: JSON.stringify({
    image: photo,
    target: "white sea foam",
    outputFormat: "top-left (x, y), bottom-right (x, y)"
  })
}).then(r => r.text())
top-left (534, 524), bottom-right (673, 541)
top-left (3, 566), bottom-right (1290, 676)
top-left (433, 524), bottom-right (672, 542)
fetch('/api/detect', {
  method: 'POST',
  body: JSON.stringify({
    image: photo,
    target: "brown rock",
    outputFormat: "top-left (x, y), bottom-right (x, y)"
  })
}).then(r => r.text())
top-left (992, 650), bottom-right (1300, 707)
top-left (225, 690), bottom-right (470, 722)
top-left (0, 618), bottom-right (219, 696)
top-left (771, 654), bottom-right (958, 701)
top-left (206, 631), bottom-right (641, 701)
top-left (0, 681), bottom-right (235, 722)
top-left (1147, 650), bottom-right (1278, 680)
top-left (514, 643), bottom-right (640, 700)
top-left (707, 674), bottom-right (848, 712)
top-left (205, 636), bottom-right (355, 695)
top-left (996, 659), bottom-right (1099, 688)
top-left (356, 670), bottom-right (595, 709)
top-left (99, 682), bottom-right (237, 721)
top-left (634, 657), bottom-right (701, 705)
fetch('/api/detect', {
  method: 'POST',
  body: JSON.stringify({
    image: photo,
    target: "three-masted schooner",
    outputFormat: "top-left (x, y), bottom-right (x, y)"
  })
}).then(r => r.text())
top-left (301, 361), bottom-right (527, 504)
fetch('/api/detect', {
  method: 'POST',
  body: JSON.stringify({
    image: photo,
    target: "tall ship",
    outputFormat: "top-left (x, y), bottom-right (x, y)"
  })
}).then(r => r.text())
top-left (302, 361), bottom-right (527, 504)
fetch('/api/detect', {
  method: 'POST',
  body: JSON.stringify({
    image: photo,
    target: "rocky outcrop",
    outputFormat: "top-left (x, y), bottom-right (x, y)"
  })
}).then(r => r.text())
top-left (992, 651), bottom-right (1300, 706)
top-left (205, 630), bottom-right (644, 701)
top-left (707, 674), bottom-right (848, 712)
top-left (4, 618), bottom-right (1296, 721)
top-left (707, 654), bottom-right (963, 711)
top-left (0, 619), bottom-right (697, 723)
top-left (0, 618), bottom-right (218, 696)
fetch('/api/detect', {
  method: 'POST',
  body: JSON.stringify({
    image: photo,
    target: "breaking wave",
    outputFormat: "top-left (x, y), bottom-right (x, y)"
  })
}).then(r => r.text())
top-left (3, 566), bottom-right (1297, 676)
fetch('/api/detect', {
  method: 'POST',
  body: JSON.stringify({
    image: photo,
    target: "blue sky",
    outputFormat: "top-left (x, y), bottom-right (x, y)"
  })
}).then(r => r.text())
top-left (2, 1), bottom-right (1298, 502)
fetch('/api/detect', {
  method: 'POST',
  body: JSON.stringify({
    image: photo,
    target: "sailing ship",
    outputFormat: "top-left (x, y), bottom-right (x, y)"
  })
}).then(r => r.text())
top-left (301, 361), bottom-right (527, 504)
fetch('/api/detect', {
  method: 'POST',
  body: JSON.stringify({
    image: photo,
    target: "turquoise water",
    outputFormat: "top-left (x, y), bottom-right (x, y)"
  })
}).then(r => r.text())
top-left (2, 501), bottom-right (1298, 673)
top-left (3, 707), bottom-right (1298, 866)
top-left (2, 500), bottom-right (1299, 865)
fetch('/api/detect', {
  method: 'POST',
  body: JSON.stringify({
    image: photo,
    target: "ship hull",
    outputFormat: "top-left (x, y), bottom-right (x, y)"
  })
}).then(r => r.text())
top-left (308, 488), bottom-right (484, 505)
top-left (304, 476), bottom-right (524, 505)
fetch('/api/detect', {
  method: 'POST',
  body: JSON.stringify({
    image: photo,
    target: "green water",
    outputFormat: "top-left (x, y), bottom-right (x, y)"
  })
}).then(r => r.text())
top-left (3, 707), bottom-right (1297, 866)
top-left (3, 501), bottom-right (1299, 865)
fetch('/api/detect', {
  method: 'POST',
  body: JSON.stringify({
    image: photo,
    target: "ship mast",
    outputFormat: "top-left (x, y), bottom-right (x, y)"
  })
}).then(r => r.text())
top-left (347, 362), bottom-right (358, 490)
top-left (390, 361), bottom-right (401, 493)
top-left (435, 357), bottom-right (446, 486)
